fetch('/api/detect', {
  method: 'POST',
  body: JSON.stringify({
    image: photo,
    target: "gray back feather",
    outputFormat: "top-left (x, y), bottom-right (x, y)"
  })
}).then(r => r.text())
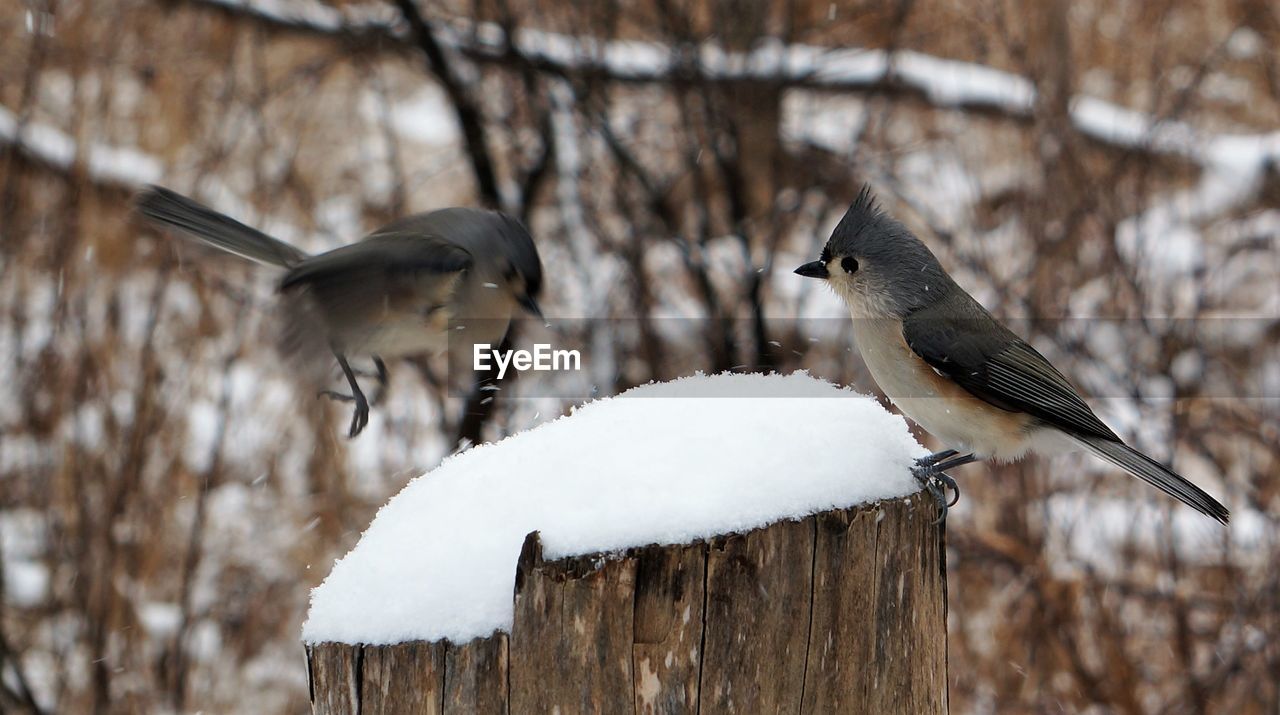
top-left (365, 208), bottom-right (542, 299)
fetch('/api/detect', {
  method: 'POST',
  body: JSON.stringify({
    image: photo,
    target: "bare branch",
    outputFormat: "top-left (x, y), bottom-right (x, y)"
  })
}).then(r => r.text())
top-left (388, 0), bottom-right (502, 207)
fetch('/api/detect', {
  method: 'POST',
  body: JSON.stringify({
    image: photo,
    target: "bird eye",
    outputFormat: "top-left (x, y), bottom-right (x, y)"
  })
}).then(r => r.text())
top-left (841, 256), bottom-right (859, 273)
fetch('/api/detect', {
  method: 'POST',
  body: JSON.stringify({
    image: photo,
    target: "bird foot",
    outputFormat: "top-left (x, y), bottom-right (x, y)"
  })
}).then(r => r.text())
top-left (317, 390), bottom-right (355, 403)
top-left (912, 450), bottom-right (972, 523)
top-left (346, 392), bottom-right (369, 438)
top-left (320, 353), bottom-right (374, 438)
top-left (316, 389), bottom-right (370, 437)
top-left (351, 357), bottom-right (389, 406)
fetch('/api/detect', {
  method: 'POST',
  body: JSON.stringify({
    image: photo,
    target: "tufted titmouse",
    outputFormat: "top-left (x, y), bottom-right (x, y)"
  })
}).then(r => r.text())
top-left (796, 187), bottom-right (1229, 524)
top-left (136, 186), bottom-right (543, 438)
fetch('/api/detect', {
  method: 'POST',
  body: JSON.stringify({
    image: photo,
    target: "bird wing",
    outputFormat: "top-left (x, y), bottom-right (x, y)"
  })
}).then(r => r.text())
top-left (278, 235), bottom-right (474, 349)
top-left (280, 234), bottom-right (472, 293)
top-left (901, 295), bottom-right (1119, 442)
top-left (367, 208), bottom-right (542, 291)
top-left (904, 294), bottom-right (1228, 524)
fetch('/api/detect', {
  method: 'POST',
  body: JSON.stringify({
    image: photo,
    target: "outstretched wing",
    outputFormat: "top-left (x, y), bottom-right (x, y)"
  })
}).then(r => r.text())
top-left (901, 294), bottom-right (1118, 442)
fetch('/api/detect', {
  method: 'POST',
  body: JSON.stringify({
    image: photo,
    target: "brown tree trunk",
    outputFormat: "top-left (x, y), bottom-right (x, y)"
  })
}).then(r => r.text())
top-left (306, 491), bottom-right (948, 714)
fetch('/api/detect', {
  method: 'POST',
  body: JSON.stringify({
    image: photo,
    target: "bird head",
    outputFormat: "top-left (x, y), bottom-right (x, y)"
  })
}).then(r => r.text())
top-left (795, 185), bottom-right (950, 319)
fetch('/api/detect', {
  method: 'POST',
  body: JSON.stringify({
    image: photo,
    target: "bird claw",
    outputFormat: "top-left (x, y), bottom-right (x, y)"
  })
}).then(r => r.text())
top-left (916, 449), bottom-right (958, 469)
top-left (912, 467), bottom-right (959, 524)
top-left (317, 390), bottom-right (370, 437)
top-left (346, 395), bottom-right (369, 438)
top-left (318, 390), bottom-right (355, 403)
top-left (322, 354), bottom-right (374, 438)
top-left (912, 450), bottom-right (969, 523)
top-left (351, 357), bottom-right (390, 406)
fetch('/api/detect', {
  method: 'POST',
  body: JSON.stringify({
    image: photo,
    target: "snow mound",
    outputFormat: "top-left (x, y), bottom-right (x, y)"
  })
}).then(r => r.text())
top-left (302, 372), bottom-right (926, 645)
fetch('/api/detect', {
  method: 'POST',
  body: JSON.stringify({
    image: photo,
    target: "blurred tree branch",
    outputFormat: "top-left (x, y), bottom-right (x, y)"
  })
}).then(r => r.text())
top-left (389, 0), bottom-right (502, 208)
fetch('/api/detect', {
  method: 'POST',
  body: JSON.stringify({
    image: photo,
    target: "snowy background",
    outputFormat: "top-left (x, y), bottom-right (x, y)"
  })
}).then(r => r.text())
top-left (2, 0), bottom-right (1278, 712)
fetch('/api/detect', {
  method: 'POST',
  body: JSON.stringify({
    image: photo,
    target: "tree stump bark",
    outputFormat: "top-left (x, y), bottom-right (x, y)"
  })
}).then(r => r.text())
top-left (306, 490), bottom-right (947, 714)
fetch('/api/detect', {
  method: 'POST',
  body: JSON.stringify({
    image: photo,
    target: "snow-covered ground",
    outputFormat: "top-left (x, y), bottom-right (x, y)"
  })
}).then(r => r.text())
top-left (302, 372), bottom-right (926, 645)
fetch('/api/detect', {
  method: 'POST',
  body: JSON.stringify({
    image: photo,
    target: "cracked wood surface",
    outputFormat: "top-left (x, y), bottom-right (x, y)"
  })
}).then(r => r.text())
top-left (307, 490), bottom-right (947, 714)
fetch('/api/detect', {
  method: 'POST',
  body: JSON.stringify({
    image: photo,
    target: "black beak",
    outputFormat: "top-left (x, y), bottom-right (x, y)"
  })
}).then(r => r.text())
top-left (794, 261), bottom-right (829, 279)
top-left (518, 293), bottom-right (544, 321)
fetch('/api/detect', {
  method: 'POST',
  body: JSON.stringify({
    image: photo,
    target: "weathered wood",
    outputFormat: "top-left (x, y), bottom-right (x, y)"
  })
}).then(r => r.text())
top-left (698, 516), bottom-right (815, 713)
top-left (308, 643), bottom-right (361, 715)
top-left (632, 544), bottom-right (705, 714)
top-left (443, 634), bottom-right (508, 714)
top-left (361, 642), bottom-right (445, 715)
top-left (307, 492), bottom-right (947, 714)
top-left (509, 531), bottom-right (637, 713)
top-left (801, 493), bottom-right (948, 714)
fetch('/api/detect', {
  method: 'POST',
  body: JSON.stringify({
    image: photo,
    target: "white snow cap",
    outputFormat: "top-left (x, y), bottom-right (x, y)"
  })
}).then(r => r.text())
top-left (302, 372), bottom-right (926, 645)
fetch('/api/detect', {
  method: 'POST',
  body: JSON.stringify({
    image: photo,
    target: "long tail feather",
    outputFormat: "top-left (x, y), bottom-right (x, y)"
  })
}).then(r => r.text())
top-left (135, 186), bottom-right (308, 268)
top-left (1076, 435), bottom-right (1229, 525)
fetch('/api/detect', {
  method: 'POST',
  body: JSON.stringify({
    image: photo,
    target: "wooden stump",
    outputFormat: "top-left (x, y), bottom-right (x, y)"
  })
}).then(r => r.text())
top-left (306, 491), bottom-right (947, 714)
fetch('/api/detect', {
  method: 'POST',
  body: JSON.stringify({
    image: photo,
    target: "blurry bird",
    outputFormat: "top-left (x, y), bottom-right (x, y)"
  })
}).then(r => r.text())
top-left (795, 186), bottom-right (1228, 524)
top-left (136, 186), bottom-right (543, 437)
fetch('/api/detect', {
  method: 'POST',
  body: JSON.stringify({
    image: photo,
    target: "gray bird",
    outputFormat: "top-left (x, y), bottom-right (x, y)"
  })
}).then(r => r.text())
top-left (795, 186), bottom-right (1228, 524)
top-left (136, 186), bottom-right (543, 438)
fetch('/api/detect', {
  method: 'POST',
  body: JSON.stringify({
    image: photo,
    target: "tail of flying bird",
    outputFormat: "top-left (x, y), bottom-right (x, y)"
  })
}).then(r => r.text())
top-left (136, 185), bottom-right (309, 268)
